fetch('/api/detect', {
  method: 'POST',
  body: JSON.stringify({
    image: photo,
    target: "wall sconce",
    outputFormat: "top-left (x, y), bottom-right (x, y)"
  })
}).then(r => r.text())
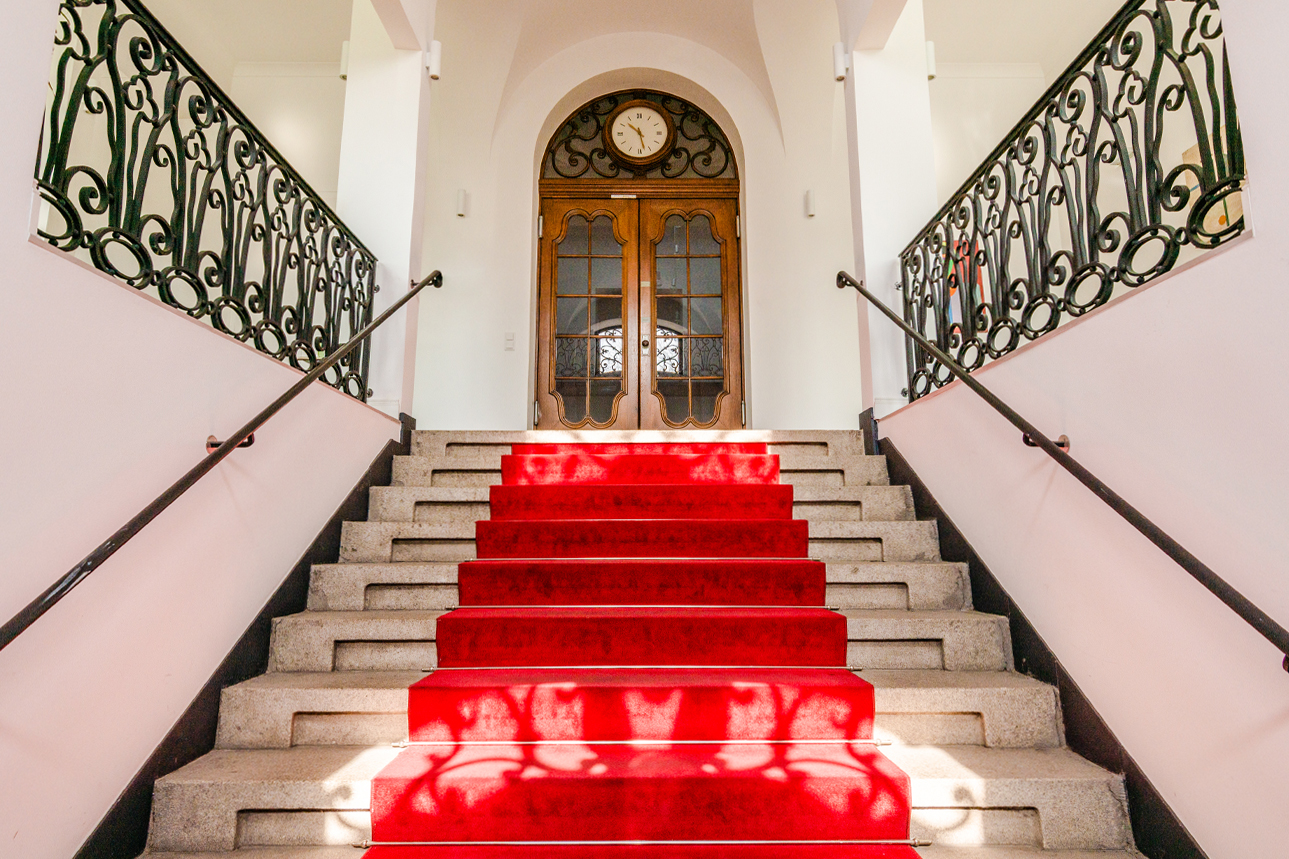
top-left (805, 190), bottom-right (816, 218)
top-left (339, 40), bottom-right (350, 81)
top-left (456, 189), bottom-right (467, 217)
top-left (926, 41), bottom-right (937, 81)
top-left (427, 40), bottom-right (442, 80)
top-left (832, 42), bottom-right (849, 82)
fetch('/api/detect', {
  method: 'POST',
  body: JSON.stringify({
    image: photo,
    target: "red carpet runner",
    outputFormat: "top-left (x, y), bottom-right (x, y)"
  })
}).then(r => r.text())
top-left (366, 443), bottom-right (919, 857)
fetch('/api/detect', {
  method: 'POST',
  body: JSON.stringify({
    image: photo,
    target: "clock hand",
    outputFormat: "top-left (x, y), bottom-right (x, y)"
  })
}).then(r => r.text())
top-left (628, 123), bottom-right (646, 149)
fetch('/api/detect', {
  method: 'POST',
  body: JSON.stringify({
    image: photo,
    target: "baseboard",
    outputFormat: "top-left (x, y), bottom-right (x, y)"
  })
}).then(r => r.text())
top-left (880, 436), bottom-right (1209, 859)
top-left (74, 430), bottom-right (410, 859)
top-left (858, 408), bottom-right (879, 456)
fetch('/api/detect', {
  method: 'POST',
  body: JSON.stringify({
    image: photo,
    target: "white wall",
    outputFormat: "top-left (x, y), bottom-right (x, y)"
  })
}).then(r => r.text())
top-left (845, 0), bottom-right (940, 416)
top-left (147, 0), bottom-right (354, 209)
top-left (880, 1), bottom-right (1289, 855)
top-left (928, 62), bottom-right (1046, 204)
top-left (923, 0), bottom-right (1124, 85)
top-left (412, 0), bottom-right (863, 430)
top-left (229, 62), bottom-right (348, 207)
top-left (336, 0), bottom-right (436, 418)
top-left (0, 3), bottom-right (399, 856)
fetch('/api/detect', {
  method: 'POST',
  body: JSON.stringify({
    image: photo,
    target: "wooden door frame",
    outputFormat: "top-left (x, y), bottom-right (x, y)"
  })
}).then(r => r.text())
top-left (535, 198), bottom-right (641, 430)
top-left (539, 179), bottom-right (740, 200)
top-left (535, 179), bottom-right (745, 430)
top-left (638, 197), bottom-right (743, 430)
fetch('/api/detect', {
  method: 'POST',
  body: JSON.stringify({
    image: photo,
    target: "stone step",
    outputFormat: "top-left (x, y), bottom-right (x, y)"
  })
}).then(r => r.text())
top-left (793, 484), bottom-right (915, 521)
top-left (147, 744), bottom-right (1126, 851)
top-left (307, 563), bottom-right (460, 612)
top-left (391, 451), bottom-right (891, 489)
top-left (845, 610), bottom-right (1012, 672)
top-left (917, 849), bottom-right (1140, 859)
top-left (337, 520), bottom-right (941, 564)
top-left (268, 611), bottom-right (446, 673)
top-left (306, 561), bottom-right (971, 613)
top-left (339, 522), bottom-right (476, 564)
top-left (146, 745), bottom-right (398, 852)
top-left (409, 429), bottom-right (871, 460)
top-left (811, 520), bottom-right (941, 562)
top-left (779, 453), bottom-right (889, 487)
top-left (146, 850), bottom-right (361, 859)
top-left (865, 670), bottom-right (1060, 748)
top-left (268, 608), bottom-right (1008, 674)
top-left (366, 483), bottom-right (916, 523)
top-left (215, 671), bottom-right (422, 750)
top-left (143, 840), bottom-right (1139, 851)
top-left (215, 669), bottom-right (1060, 751)
top-left (886, 745), bottom-right (1132, 850)
top-left (368, 486), bottom-right (490, 525)
top-left (144, 849), bottom-right (1142, 859)
top-left (830, 561), bottom-right (971, 611)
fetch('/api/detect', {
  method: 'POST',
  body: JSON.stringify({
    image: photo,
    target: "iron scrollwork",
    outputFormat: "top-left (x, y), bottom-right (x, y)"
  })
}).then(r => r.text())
top-left (545, 90), bottom-right (737, 181)
top-left (898, 0), bottom-right (1245, 400)
top-left (36, 0), bottom-right (378, 400)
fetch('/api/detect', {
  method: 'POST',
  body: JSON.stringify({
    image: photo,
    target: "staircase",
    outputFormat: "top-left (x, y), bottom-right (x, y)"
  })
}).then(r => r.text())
top-left (143, 431), bottom-right (1139, 859)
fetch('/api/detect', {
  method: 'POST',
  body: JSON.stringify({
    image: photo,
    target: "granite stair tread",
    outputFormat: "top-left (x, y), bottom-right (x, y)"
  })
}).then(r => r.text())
top-left (142, 849), bottom-right (1141, 859)
top-left (139, 431), bottom-right (1134, 855)
top-left (147, 743), bottom-right (1128, 852)
top-left (214, 668), bottom-right (1062, 750)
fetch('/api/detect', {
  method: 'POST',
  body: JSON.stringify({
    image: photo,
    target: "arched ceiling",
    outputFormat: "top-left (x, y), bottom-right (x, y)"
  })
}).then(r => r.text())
top-left (498, 0), bottom-right (780, 139)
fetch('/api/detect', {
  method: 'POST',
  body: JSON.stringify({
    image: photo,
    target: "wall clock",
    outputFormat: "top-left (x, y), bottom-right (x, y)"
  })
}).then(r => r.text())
top-left (603, 99), bottom-right (677, 169)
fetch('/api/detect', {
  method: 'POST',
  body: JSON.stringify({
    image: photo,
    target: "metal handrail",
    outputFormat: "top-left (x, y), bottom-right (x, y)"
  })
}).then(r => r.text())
top-left (839, 271), bottom-right (1289, 674)
top-left (0, 272), bottom-right (443, 653)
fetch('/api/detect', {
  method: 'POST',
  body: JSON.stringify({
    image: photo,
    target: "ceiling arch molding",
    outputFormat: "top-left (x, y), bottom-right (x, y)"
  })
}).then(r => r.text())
top-left (491, 31), bottom-right (785, 186)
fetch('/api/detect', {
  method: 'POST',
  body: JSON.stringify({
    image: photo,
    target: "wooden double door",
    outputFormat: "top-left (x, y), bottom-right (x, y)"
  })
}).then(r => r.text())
top-left (536, 195), bottom-right (743, 429)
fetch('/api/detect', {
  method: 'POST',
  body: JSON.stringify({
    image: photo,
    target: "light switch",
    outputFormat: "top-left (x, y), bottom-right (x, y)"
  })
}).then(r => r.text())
top-left (504, 332), bottom-right (515, 351)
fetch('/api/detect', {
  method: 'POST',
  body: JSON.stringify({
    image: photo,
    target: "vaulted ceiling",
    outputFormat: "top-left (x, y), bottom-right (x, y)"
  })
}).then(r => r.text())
top-left (142, 0), bottom-right (1129, 102)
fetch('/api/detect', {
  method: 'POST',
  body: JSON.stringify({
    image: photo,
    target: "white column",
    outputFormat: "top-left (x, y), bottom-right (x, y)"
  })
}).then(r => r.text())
top-left (837, 0), bottom-right (939, 416)
top-left (336, 0), bottom-right (437, 417)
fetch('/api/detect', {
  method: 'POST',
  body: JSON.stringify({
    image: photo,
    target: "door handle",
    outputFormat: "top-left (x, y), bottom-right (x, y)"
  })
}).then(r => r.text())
top-left (642, 339), bottom-right (650, 349)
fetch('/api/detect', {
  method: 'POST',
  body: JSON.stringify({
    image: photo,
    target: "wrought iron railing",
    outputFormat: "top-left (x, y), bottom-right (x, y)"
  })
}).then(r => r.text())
top-left (36, 0), bottom-right (378, 400)
top-left (899, 0), bottom-right (1244, 400)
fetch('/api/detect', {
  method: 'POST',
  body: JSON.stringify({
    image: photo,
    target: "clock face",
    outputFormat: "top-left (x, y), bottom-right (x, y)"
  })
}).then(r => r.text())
top-left (608, 104), bottom-right (672, 163)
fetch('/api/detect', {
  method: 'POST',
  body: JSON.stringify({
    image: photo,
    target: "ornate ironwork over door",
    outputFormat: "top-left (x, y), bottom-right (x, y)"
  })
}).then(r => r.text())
top-left (536, 90), bottom-right (743, 430)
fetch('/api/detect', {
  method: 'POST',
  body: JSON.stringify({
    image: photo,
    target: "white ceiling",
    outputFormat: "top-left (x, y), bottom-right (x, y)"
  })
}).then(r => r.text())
top-left (144, 0), bottom-right (353, 83)
top-left (498, 0), bottom-right (779, 132)
top-left (923, 0), bottom-right (1128, 82)
top-left (139, 0), bottom-right (1131, 109)
top-left (141, 0), bottom-right (1131, 87)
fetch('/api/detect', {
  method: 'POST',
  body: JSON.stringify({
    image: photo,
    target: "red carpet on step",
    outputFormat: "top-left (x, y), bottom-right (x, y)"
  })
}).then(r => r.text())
top-left (368, 442), bottom-right (917, 856)
top-left (457, 559), bottom-right (826, 605)
top-left (366, 848), bottom-right (919, 858)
